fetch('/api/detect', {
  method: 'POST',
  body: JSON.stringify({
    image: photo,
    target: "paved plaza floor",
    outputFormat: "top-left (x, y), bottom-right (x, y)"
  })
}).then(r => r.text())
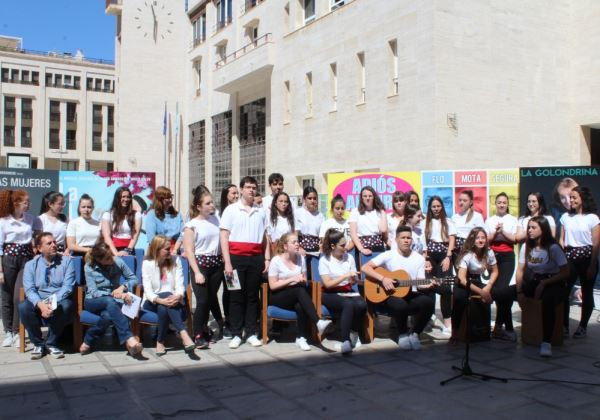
top-left (1, 305), bottom-right (600, 420)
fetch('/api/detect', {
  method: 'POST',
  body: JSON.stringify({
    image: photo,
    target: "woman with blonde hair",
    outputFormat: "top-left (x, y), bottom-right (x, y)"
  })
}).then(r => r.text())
top-left (145, 186), bottom-right (184, 254)
top-left (142, 235), bottom-right (195, 355)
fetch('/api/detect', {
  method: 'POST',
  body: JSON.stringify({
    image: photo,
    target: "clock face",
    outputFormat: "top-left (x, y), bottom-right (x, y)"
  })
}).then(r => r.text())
top-left (134, 0), bottom-right (174, 42)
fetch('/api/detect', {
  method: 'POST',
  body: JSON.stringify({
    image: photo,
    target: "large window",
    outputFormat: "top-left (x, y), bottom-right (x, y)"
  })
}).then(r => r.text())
top-left (212, 111), bottom-right (232, 195)
top-left (239, 98), bottom-right (266, 193)
top-left (21, 98), bottom-right (32, 148)
top-left (49, 128), bottom-right (60, 150)
top-left (192, 12), bottom-right (206, 46)
top-left (304, 0), bottom-right (315, 23)
top-left (216, 0), bottom-right (232, 30)
top-left (189, 120), bottom-right (206, 191)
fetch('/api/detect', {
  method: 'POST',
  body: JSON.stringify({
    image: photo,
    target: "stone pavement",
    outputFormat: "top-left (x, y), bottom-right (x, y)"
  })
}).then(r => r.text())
top-left (1, 306), bottom-right (600, 420)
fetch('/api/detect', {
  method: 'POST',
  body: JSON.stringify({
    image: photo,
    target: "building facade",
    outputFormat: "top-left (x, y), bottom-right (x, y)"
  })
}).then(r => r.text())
top-left (0, 35), bottom-right (116, 170)
top-left (107, 0), bottom-right (600, 211)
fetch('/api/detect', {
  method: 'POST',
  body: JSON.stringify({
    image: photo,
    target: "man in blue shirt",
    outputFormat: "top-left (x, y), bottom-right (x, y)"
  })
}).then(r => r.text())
top-left (19, 232), bottom-right (76, 359)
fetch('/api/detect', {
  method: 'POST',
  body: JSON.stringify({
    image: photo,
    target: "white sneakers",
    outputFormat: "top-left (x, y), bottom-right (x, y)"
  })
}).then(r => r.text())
top-left (246, 335), bottom-right (262, 347)
top-left (295, 337), bottom-right (311, 351)
top-left (229, 336), bottom-right (242, 349)
top-left (540, 342), bottom-right (552, 358)
top-left (398, 333), bottom-right (422, 350)
top-left (340, 340), bottom-right (353, 354)
top-left (316, 319), bottom-right (332, 336)
top-left (2, 332), bottom-right (13, 347)
top-left (441, 326), bottom-right (452, 337)
top-left (349, 331), bottom-right (362, 350)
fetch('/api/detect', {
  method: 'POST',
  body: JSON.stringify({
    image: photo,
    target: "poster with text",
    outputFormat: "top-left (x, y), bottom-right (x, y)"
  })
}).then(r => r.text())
top-left (421, 171), bottom-right (454, 217)
top-left (488, 169), bottom-right (519, 217)
top-left (0, 168), bottom-right (59, 217)
top-left (454, 170), bottom-right (488, 217)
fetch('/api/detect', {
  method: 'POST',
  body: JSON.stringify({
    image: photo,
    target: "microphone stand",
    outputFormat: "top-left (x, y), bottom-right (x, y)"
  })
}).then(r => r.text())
top-left (440, 275), bottom-right (507, 386)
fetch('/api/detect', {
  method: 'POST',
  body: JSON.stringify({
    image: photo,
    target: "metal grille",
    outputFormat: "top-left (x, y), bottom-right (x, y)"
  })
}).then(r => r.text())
top-left (212, 111), bottom-right (232, 194)
top-left (189, 120), bottom-right (206, 191)
top-left (239, 98), bottom-right (266, 193)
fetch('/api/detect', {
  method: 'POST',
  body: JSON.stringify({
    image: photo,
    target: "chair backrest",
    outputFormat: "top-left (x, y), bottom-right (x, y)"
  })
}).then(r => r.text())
top-left (120, 255), bottom-right (137, 285)
top-left (71, 256), bottom-right (83, 286)
top-left (180, 256), bottom-right (190, 287)
top-left (134, 248), bottom-right (145, 279)
top-left (360, 251), bottom-right (382, 282)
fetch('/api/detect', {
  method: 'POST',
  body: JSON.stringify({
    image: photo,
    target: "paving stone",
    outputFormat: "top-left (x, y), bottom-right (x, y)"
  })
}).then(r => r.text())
top-left (144, 392), bottom-right (217, 417)
top-left (0, 375), bottom-right (53, 397)
top-left (266, 374), bottom-right (332, 397)
top-left (367, 359), bottom-right (434, 378)
top-left (242, 360), bottom-right (305, 381)
top-left (68, 391), bottom-right (145, 418)
top-left (304, 360), bottom-right (370, 379)
top-left (0, 391), bottom-right (63, 417)
top-left (52, 361), bottom-right (111, 379)
top-left (220, 390), bottom-right (298, 417)
top-left (296, 388), bottom-right (373, 417)
top-left (0, 361), bottom-right (47, 379)
top-left (526, 383), bottom-right (598, 409)
top-left (196, 374), bottom-right (266, 398)
top-left (59, 376), bottom-right (124, 398)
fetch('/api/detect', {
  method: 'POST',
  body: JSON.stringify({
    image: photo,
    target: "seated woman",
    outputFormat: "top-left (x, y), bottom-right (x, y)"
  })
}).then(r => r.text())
top-left (318, 229), bottom-right (367, 354)
top-left (80, 241), bottom-right (143, 356)
top-left (516, 216), bottom-right (569, 357)
top-left (142, 235), bottom-right (195, 355)
top-left (267, 232), bottom-right (331, 351)
top-left (452, 227), bottom-right (498, 340)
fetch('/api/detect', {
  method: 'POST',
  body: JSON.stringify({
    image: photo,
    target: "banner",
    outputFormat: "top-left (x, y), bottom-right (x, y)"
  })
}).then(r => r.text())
top-left (0, 168), bottom-right (59, 216)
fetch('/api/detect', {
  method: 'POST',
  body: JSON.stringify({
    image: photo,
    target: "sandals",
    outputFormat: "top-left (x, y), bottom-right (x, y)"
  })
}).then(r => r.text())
top-left (79, 343), bottom-right (92, 355)
top-left (126, 340), bottom-right (143, 356)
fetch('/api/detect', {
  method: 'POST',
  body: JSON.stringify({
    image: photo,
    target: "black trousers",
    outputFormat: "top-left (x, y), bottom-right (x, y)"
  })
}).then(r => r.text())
top-left (269, 285), bottom-right (319, 338)
top-left (451, 281), bottom-right (486, 332)
top-left (321, 293), bottom-right (367, 341)
top-left (1, 254), bottom-right (30, 334)
top-left (564, 256), bottom-right (595, 329)
top-left (229, 254), bottom-right (264, 337)
top-left (428, 251), bottom-right (452, 319)
top-left (191, 264), bottom-right (224, 336)
top-left (492, 250), bottom-right (515, 331)
top-left (383, 292), bottom-right (434, 334)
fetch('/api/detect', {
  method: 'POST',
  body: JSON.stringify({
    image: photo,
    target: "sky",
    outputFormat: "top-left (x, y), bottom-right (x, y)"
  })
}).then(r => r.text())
top-left (0, 0), bottom-right (115, 61)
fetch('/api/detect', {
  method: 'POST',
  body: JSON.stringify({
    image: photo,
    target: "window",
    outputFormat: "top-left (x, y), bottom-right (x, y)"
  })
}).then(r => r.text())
top-left (357, 52), bottom-right (366, 103)
top-left (21, 70), bottom-right (30, 83)
top-left (107, 106), bottom-right (114, 126)
top-left (3, 126), bottom-right (15, 147)
top-left (189, 120), bottom-right (206, 190)
top-left (74, 76), bottom-right (81, 90)
top-left (107, 132), bottom-right (114, 152)
top-left (92, 131), bottom-right (102, 151)
top-left (95, 79), bottom-right (101, 91)
top-left (211, 111), bottom-right (232, 195)
top-left (283, 80), bottom-right (291, 123)
top-left (331, 0), bottom-right (345, 10)
top-left (216, 0), bottom-right (232, 30)
top-left (192, 12), bottom-right (206, 46)
top-left (388, 39), bottom-right (398, 96)
top-left (103, 80), bottom-right (111, 92)
top-left (305, 72), bottom-right (313, 117)
top-left (330, 62), bottom-right (337, 111)
top-left (64, 75), bottom-right (72, 88)
top-left (49, 128), bottom-right (60, 149)
top-left (304, 0), bottom-right (315, 23)
top-left (193, 59), bottom-right (202, 94)
top-left (10, 69), bottom-right (19, 82)
top-left (32, 71), bottom-right (39, 85)
top-left (21, 98), bottom-right (33, 148)
top-left (4, 96), bottom-right (16, 119)
top-left (86, 77), bottom-right (93, 90)
top-left (61, 160), bottom-right (78, 171)
top-left (93, 105), bottom-right (103, 125)
top-left (216, 43), bottom-right (227, 62)
top-left (49, 100), bottom-right (60, 122)
top-left (66, 129), bottom-right (76, 150)
top-left (1, 68), bottom-right (8, 82)
top-left (66, 102), bottom-right (77, 123)
top-left (21, 98), bottom-right (33, 121)
top-left (239, 98), bottom-right (267, 192)
top-left (45, 73), bottom-right (53, 86)
top-left (55, 74), bottom-right (62, 88)
top-left (20, 126), bottom-right (32, 148)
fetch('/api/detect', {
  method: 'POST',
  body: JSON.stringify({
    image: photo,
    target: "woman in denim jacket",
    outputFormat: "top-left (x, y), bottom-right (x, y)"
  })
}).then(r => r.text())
top-left (80, 241), bottom-right (143, 356)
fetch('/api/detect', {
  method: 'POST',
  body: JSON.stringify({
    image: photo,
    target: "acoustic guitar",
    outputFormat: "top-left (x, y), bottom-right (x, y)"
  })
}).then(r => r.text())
top-left (365, 267), bottom-right (455, 303)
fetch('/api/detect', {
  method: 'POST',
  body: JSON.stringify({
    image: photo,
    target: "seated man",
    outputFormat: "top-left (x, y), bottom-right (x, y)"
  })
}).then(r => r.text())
top-left (19, 232), bottom-right (76, 359)
top-left (361, 225), bottom-right (435, 350)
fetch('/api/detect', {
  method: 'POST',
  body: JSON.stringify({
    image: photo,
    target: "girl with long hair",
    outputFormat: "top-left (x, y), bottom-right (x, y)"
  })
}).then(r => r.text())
top-left (66, 194), bottom-right (100, 257)
top-left (349, 186), bottom-right (388, 255)
top-left (267, 232), bottom-right (331, 351)
top-left (560, 186), bottom-right (600, 338)
top-left (0, 189), bottom-right (41, 347)
top-left (37, 191), bottom-right (68, 254)
top-left (145, 186), bottom-right (184, 254)
top-left (267, 192), bottom-right (295, 254)
top-left (516, 192), bottom-right (556, 242)
top-left (219, 184), bottom-right (239, 215)
top-left (101, 187), bottom-right (141, 256)
top-left (451, 190), bottom-right (485, 259)
top-left (424, 196), bottom-right (456, 335)
top-left (400, 205), bottom-right (425, 254)
top-left (295, 186), bottom-right (324, 258)
top-left (319, 194), bottom-right (354, 251)
top-left (142, 235), bottom-right (195, 355)
top-left (485, 192), bottom-right (518, 341)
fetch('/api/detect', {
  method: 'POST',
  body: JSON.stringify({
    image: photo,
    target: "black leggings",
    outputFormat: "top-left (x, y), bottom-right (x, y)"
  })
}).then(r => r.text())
top-left (269, 285), bottom-right (319, 338)
top-left (1, 254), bottom-right (29, 334)
top-left (321, 294), bottom-right (367, 341)
top-left (492, 250), bottom-right (515, 331)
top-left (451, 281), bottom-right (487, 331)
top-left (191, 265), bottom-right (224, 336)
top-left (382, 293), bottom-right (434, 334)
top-left (564, 256), bottom-right (596, 329)
top-left (428, 251), bottom-right (452, 319)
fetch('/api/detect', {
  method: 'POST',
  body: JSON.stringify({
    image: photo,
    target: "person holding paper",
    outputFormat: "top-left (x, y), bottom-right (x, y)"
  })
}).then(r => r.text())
top-left (19, 232), bottom-right (75, 359)
top-left (142, 235), bottom-right (195, 355)
top-left (80, 241), bottom-right (142, 356)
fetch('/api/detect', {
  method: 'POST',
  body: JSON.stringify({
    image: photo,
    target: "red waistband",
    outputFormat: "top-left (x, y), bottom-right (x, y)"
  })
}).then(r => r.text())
top-left (491, 242), bottom-right (513, 253)
top-left (112, 237), bottom-right (130, 248)
top-left (229, 241), bottom-right (263, 256)
top-left (323, 284), bottom-right (352, 293)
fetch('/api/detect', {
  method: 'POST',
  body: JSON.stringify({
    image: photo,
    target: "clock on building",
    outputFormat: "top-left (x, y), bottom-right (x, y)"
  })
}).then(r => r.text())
top-left (134, 0), bottom-right (174, 42)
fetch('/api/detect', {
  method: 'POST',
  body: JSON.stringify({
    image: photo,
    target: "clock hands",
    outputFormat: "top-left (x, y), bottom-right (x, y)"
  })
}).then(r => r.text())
top-left (151, 3), bottom-right (158, 42)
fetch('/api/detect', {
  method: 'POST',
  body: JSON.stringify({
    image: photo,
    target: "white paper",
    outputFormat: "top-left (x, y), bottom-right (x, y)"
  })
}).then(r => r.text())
top-left (225, 270), bottom-right (242, 291)
top-left (49, 293), bottom-right (58, 310)
top-left (121, 293), bottom-right (141, 319)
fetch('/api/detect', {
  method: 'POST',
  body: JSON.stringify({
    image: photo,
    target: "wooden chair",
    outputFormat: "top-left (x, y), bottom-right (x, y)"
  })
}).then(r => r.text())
top-left (134, 257), bottom-right (193, 342)
top-left (360, 252), bottom-right (386, 342)
top-left (74, 255), bottom-right (137, 349)
top-left (19, 256), bottom-right (83, 353)
top-left (521, 298), bottom-right (563, 346)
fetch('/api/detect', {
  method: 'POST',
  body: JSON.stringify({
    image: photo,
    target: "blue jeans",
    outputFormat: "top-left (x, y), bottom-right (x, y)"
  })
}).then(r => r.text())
top-left (18, 299), bottom-right (74, 347)
top-left (142, 292), bottom-right (186, 343)
top-left (84, 296), bottom-right (133, 345)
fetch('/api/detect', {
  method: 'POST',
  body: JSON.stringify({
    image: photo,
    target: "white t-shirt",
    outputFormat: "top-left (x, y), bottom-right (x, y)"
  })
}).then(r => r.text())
top-left (452, 211), bottom-right (485, 239)
top-left (459, 250), bottom-right (497, 275)
top-left (268, 254), bottom-right (306, 279)
top-left (518, 215), bottom-right (556, 235)
top-left (0, 213), bottom-right (41, 250)
top-left (185, 215), bottom-right (221, 256)
top-left (295, 207), bottom-right (324, 237)
top-left (485, 214), bottom-right (518, 243)
top-left (348, 208), bottom-right (385, 236)
top-left (519, 244), bottom-right (567, 274)
top-left (66, 216), bottom-right (100, 247)
top-left (267, 216), bottom-right (294, 242)
top-left (102, 211), bottom-right (141, 239)
top-left (37, 213), bottom-right (68, 245)
top-left (411, 227), bottom-right (426, 254)
top-left (426, 218), bottom-right (457, 242)
top-left (319, 217), bottom-right (351, 242)
top-left (371, 250), bottom-right (426, 291)
top-left (387, 215), bottom-right (402, 239)
top-left (219, 200), bottom-right (268, 244)
top-left (318, 253), bottom-right (356, 287)
top-left (560, 213), bottom-right (600, 247)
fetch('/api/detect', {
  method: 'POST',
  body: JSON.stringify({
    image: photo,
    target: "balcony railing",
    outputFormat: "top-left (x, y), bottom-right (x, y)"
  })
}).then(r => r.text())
top-left (215, 33), bottom-right (271, 69)
top-left (0, 45), bottom-right (113, 65)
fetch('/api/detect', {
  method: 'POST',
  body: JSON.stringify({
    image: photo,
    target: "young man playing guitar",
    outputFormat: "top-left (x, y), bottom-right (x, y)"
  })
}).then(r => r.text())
top-left (361, 225), bottom-right (436, 350)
